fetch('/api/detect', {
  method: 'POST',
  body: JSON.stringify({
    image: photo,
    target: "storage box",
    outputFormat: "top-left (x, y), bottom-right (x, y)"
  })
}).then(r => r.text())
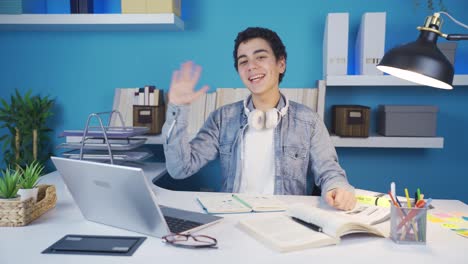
top-left (147, 0), bottom-right (180, 17)
top-left (122, 0), bottom-right (180, 16)
top-left (121, 0), bottom-right (146, 14)
top-left (377, 105), bottom-right (438, 137)
top-left (332, 105), bottom-right (370, 137)
top-left (437, 42), bottom-right (457, 66)
top-left (133, 105), bottom-right (165, 135)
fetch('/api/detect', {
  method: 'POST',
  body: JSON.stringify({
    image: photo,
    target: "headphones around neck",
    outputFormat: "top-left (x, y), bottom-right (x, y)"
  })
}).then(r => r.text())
top-left (243, 95), bottom-right (289, 130)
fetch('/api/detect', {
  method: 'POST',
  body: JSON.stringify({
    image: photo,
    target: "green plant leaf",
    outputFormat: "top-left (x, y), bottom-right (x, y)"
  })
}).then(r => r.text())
top-left (0, 167), bottom-right (21, 198)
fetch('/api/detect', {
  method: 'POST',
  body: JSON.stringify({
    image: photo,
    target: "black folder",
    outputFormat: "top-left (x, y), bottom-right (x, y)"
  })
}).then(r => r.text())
top-left (42, 234), bottom-right (146, 256)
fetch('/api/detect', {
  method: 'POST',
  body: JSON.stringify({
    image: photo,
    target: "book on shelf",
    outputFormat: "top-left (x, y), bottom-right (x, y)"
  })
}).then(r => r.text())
top-left (323, 12), bottom-right (349, 78)
top-left (187, 93), bottom-right (207, 135)
top-left (215, 88), bottom-right (318, 112)
top-left (179, 88), bottom-right (318, 136)
top-left (238, 203), bottom-right (388, 252)
top-left (204, 92), bottom-right (217, 120)
top-left (355, 12), bottom-right (386, 75)
top-left (110, 88), bottom-right (138, 127)
top-left (215, 88), bottom-right (250, 109)
top-left (197, 194), bottom-right (287, 214)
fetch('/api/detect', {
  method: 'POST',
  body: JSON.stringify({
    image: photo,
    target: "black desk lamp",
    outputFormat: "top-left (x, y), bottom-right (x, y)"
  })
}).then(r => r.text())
top-left (377, 12), bottom-right (468, 89)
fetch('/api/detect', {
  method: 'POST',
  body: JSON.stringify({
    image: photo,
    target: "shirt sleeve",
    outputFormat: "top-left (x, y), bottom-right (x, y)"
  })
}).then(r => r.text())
top-left (162, 103), bottom-right (220, 179)
top-left (307, 115), bottom-right (355, 199)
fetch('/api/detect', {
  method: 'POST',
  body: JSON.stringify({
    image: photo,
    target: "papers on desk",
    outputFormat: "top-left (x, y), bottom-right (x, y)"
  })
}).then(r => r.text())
top-left (197, 194), bottom-right (287, 214)
top-left (238, 203), bottom-right (387, 252)
top-left (428, 211), bottom-right (468, 238)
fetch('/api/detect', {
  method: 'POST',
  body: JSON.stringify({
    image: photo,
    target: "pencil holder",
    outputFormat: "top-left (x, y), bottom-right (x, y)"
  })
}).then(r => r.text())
top-left (390, 204), bottom-right (427, 244)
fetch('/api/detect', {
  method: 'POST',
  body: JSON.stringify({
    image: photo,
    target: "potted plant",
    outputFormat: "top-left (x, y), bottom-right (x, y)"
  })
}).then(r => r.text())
top-left (0, 89), bottom-right (54, 168)
top-left (17, 161), bottom-right (44, 202)
top-left (0, 167), bottom-right (21, 201)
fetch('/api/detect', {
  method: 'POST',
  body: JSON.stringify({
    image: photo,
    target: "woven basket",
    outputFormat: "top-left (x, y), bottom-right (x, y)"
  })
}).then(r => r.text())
top-left (0, 184), bottom-right (57, 227)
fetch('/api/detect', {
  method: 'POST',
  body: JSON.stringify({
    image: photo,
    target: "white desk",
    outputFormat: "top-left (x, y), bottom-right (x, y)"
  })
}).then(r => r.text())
top-left (1, 167), bottom-right (467, 264)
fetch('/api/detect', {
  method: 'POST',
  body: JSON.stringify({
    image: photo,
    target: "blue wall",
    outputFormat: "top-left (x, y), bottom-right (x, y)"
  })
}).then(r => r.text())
top-left (1, 0), bottom-right (467, 202)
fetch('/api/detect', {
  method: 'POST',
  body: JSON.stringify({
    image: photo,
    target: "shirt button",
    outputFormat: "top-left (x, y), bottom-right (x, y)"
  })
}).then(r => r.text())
top-left (172, 112), bottom-right (176, 116)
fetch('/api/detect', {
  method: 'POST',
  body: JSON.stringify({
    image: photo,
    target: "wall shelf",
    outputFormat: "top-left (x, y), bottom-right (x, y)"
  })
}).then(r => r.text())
top-left (316, 74), bottom-right (465, 149)
top-left (331, 134), bottom-right (444, 148)
top-left (325, 74), bottom-right (468, 87)
top-left (0, 13), bottom-right (183, 31)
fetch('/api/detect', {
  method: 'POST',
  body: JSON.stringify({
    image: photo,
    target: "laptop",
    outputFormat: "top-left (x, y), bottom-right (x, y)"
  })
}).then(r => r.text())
top-left (51, 157), bottom-right (222, 238)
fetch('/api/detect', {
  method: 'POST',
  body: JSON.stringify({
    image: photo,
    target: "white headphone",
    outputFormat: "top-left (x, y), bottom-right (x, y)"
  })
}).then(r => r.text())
top-left (243, 95), bottom-right (289, 130)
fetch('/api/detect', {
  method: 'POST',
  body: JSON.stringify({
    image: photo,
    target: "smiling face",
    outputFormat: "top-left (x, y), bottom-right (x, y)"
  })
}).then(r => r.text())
top-left (236, 38), bottom-right (286, 98)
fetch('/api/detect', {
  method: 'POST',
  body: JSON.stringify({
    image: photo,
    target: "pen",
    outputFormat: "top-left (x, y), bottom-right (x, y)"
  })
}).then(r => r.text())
top-left (390, 182), bottom-right (396, 200)
top-left (291, 217), bottom-right (323, 232)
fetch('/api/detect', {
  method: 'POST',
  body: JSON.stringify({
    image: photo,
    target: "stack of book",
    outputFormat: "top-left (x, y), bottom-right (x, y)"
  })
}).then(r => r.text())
top-left (322, 12), bottom-right (387, 77)
top-left (70, 0), bottom-right (93, 14)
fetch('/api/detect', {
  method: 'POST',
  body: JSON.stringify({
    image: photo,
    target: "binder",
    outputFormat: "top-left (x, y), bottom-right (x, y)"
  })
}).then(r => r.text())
top-left (355, 12), bottom-right (386, 75)
top-left (323, 13), bottom-right (349, 78)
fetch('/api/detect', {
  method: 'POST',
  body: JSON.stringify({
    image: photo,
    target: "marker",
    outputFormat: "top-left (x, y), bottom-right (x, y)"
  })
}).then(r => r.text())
top-left (291, 217), bottom-right (323, 232)
top-left (404, 188), bottom-right (412, 208)
top-left (356, 195), bottom-right (391, 207)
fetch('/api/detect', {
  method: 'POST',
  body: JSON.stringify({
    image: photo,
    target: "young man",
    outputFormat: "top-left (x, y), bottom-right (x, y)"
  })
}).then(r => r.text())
top-left (162, 27), bottom-right (356, 210)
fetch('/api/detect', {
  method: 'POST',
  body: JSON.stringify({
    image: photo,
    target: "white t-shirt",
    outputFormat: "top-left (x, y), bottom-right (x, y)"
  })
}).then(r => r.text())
top-left (239, 127), bottom-right (275, 194)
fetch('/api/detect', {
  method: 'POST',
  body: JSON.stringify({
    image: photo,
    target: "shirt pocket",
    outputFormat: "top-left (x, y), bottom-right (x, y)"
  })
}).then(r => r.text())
top-left (283, 146), bottom-right (307, 160)
top-left (282, 146), bottom-right (308, 179)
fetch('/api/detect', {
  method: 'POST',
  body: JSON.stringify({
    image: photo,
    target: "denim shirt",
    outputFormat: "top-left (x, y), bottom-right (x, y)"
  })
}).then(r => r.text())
top-left (162, 95), bottom-right (354, 200)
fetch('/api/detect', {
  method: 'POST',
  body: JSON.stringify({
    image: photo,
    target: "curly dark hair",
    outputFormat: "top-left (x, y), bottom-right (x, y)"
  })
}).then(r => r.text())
top-left (233, 27), bottom-right (287, 83)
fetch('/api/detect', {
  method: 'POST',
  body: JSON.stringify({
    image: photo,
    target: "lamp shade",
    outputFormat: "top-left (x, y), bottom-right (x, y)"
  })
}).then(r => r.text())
top-left (377, 31), bottom-right (454, 89)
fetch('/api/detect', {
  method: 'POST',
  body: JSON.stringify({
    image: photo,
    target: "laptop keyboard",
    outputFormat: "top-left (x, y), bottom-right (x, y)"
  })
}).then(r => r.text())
top-left (164, 215), bottom-right (204, 234)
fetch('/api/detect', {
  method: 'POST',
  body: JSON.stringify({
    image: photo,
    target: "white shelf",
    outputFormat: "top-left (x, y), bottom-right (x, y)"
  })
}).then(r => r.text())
top-left (317, 75), bottom-right (451, 148)
top-left (331, 135), bottom-right (444, 148)
top-left (326, 74), bottom-right (468, 86)
top-left (67, 134), bottom-right (165, 145)
top-left (0, 14), bottom-right (183, 31)
top-left (144, 135), bottom-right (165, 144)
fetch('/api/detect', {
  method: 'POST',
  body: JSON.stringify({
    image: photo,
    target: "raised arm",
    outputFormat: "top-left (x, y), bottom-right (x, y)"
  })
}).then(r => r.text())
top-left (168, 61), bottom-right (209, 105)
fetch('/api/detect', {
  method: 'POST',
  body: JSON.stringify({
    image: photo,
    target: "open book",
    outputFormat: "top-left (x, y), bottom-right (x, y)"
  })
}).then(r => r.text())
top-left (196, 194), bottom-right (287, 214)
top-left (238, 203), bottom-right (388, 252)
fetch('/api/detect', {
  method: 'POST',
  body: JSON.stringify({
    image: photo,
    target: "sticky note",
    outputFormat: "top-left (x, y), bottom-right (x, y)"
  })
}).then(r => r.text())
top-left (428, 214), bottom-right (445, 223)
top-left (442, 223), bottom-right (459, 229)
top-left (432, 212), bottom-right (453, 218)
top-left (446, 217), bottom-right (464, 223)
top-left (453, 228), bottom-right (468, 238)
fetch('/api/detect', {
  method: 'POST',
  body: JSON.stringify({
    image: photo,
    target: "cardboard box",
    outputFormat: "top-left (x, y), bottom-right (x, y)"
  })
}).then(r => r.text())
top-left (147, 0), bottom-right (180, 16)
top-left (378, 105), bottom-right (438, 137)
top-left (332, 105), bottom-right (370, 137)
top-left (122, 0), bottom-right (180, 16)
top-left (121, 0), bottom-right (146, 14)
top-left (133, 105), bottom-right (165, 135)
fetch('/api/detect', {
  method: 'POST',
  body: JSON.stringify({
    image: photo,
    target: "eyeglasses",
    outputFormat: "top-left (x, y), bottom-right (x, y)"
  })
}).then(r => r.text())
top-left (162, 233), bottom-right (218, 249)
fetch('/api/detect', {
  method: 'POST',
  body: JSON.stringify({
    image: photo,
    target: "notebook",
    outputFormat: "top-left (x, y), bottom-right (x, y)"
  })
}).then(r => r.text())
top-left (51, 157), bottom-right (222, 237)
